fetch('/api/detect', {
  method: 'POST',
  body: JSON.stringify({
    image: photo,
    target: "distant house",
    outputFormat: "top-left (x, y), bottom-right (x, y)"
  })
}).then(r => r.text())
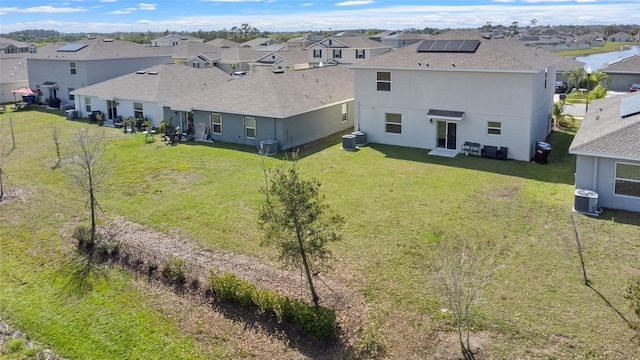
top-left (169, 65), bottom-right (354, 151)
top-left (70, 63), bottom-right (231, 126)
top-left (379, 31), bottom-right (428, 49)
top-left (350, 30), bottom-right (561, 161)
top-left (556, 56), bottom-right (585, 82)
top-left (166, 41), bottom-right (220, 65)
top-left (252, 48), bottom-right (309, 72)
top-left (580, 32), bottom-right (606, 44)
top-left (601, 54), bottom-right (640, 92)
top-left (151, 34), bottom-right (203, 47)
top-left (607, 32), bottom-right (633, 42)
top-left (240, 38), bottom-right (281, 49)
top-left (0, 54), bottom-right (30, 103)
top-left (569, 92), bottom-right (640, 212)
top-left (27, 36), bottom-right (171, 105)
top-left (287, 34), bottom-right (324, 49)
top-left (307, 34), bottom-right (392, 65)
top-left (0, 38), bottom-right (37, 54)
top-left (204, 38), bottom-right (240, 48)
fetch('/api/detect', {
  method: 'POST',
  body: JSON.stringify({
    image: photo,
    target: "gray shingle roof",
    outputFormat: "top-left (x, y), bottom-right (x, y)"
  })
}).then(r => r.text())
top-left (351, 30), bottom-right (562, 72)
top-left (556, 56), bottom-right (585, 73)
top-left (30, 36), bottom-right (169, 61)
top-left (204, 38), bottom-right (240, 48)
top-left (171, 65), bottom-right (353, 118)
top-left (71, 63), bottom-right (231, 103)
top-left (569, 92), bottom-right (640, 160)
top-left (601, 54), bottom-right (640, 74)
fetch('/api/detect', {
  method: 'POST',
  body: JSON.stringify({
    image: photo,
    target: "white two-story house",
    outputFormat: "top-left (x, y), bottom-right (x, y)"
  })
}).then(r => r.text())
top-left (307, 34), bottom-right (392, 66)
top-left (350, 30), bottom-right (562, 161)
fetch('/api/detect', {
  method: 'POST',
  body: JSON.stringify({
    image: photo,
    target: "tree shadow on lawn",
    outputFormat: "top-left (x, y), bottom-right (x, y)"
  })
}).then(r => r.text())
top-left (368, 130), bottom-right (577, 185)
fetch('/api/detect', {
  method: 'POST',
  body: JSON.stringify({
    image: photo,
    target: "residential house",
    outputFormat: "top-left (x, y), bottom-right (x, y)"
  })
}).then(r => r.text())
top-left (379, 31), bottom-right (428, 49)
top-left (307, 34), bottom-right (392, 65)
top-left (204, 38), bottom-right (240, 48)
top-left (287, 34), bottom-right (324, 49)
top-left (27, 36), bottom-right (172, 105)
top-left (350, 30), bottom-right (561, 161)
top-left (0, 38), bottom-right (37, 54)
top-left (217, 47), bottom-right (262, 74)
top-left (556, 56), bottom-right (585, 83)
top-left (569, 92), bottom-right (640, 212)
top-left (151, 34), bottom-right (203, 47)
top-left (169, 65), bottom-right (354, 151)
top-left (240, 38), bottom-right (281, 49)
top-left (601, 54), bottom-right (640, 92)
top-left (0, 54), bottom-right (30, 103)
top-left (607, 32), bottom-right (633, 42)
top-left (580, 32), bottom-right (606, 45)
top-left (252, 48), bottom-right (309, 72)
top-left (167, 41), bottom-right (221, 65)
top-left (70, 63), bottom-right (231, 126)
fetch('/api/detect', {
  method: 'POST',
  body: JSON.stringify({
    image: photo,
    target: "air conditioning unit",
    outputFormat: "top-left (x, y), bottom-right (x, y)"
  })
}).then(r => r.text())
top-left (574, 189), bottom-right (601, 215)
top-left (342, 134), bottom-right (356, 151)
top-left (260, 140), bottom-right (278, 155)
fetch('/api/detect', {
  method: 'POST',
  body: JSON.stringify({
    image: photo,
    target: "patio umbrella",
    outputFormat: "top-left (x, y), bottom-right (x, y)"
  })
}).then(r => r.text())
top-left (11, 86), bottom-right (38, 95)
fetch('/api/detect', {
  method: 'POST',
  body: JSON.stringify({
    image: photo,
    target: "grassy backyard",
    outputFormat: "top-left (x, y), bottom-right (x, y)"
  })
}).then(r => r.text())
top-left (1, 108), bottom-right (639, 359)
top-left (555, 41), bottom-right (638, 56)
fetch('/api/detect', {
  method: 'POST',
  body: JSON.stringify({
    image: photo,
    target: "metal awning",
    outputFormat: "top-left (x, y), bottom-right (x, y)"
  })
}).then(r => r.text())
top-left (41, 81), bottom-right (58, 88)
top-left (428, 109), bottom-right (465, 121)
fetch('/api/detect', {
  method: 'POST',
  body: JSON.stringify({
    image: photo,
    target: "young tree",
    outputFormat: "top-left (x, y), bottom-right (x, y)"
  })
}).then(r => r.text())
top-left (65, 127), bottom-right (111, 245)
top-left (563, 67), bottom-right (586, 91)
top-left (434, 239), bottom-right (495, 360)
top-left (553, 101), bottom-right (576, 127)
top-left (625, 276), bottom-right (640, 344)
top-left (52, 124), bottom-right (62, 168)
top-left (258, 157), bottom-right (344, 308)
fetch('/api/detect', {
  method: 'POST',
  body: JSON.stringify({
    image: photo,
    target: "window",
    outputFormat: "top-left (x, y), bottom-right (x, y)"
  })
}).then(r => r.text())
top-left (85, 97), bottom-right (91, 112)
top-left (68, 88), bottom-right (75, 101)
top-left (341, 103), bottom-right (348, 122)
top-left (313, 49), bottom-right (322, 58)
top-left (245, 116), bottom-right (256, 138)
top-left (487, 121), bottom-right (502, 135)
top-left (211, 114), bottom-right (222, 134)
top-left (377, 71), bottom-right (391, 91)
top-left (70, 62), bottom-right (76, 75)
top-left (134, 102), bottom-right (143, 119)
top-left (333, 49), bottom-right (342, 58)
top-left (356, 49), bottom-right (365, 59)
top-left (385, 113), bottom-right (402, 134)
top-left (615, 163), bottom-right (640, 198)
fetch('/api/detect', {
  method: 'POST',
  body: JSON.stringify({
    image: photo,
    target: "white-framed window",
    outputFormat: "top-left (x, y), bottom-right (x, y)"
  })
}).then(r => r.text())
top-left (85, 97), bottom-right (91, 112)
top-left (134, 102), bottom-right (143, 119)
top-left (356, 49), bottom-right (365, 59)
top-left (245, 116), bottom-right (256, 138)
top-left (614, 162), bottom-right (640, 198)
top-left (70, 62), bottom-right (76, 75)
top-left (377, 71), bottom-right (391, 91)
top-left (313, 49), bottom-right (322, 58)
top-left (68, 88), bottom-right (75, 101)
top-left (487, 121), bottom-right (502, 135)
top-left (333, 49), bottom-right (342, 58)
top-left (385, 113), bottom-right (401, 134)
top-left (341, 103), bottom-right (348, 122)
top-left (211, 113), bottom-right (222, 134)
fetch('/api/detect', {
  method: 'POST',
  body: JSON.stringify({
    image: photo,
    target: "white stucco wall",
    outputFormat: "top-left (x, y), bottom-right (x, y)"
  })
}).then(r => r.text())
top-left (354, 66), bottom-right (554, 161)
top-left (574, 155), bottom-right (640, 212)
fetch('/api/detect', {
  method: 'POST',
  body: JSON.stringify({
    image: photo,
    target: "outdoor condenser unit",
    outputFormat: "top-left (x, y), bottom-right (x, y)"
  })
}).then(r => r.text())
top-left (574, 189), bottom-right (601, 215)
top-left (260, 140), bottom-right (278, 155)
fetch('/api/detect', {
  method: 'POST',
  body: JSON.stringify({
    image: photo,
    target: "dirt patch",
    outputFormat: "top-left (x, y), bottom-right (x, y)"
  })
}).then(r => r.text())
top-left (0, 187), bottom-right (26, 205)
top-left (96, 218), bottom-right (368, 357)
top-left (431, 331), bottom-right (490, 360)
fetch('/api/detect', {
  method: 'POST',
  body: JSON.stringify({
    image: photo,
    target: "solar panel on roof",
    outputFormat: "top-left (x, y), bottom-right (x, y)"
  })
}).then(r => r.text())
top-left (459, 40), bottom-right (480, 52)
top-left (620, 93), bottom-right (640, 118)
top-left (57, 43), bottom-right (88, 52)
top-left (446, 40), bottom-right (465, 51)
top-left (417, 39), bottom-right (480, 53)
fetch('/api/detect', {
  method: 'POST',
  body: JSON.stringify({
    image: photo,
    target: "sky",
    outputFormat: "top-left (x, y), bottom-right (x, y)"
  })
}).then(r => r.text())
top-left (1, 0), bottom-right (639, 34)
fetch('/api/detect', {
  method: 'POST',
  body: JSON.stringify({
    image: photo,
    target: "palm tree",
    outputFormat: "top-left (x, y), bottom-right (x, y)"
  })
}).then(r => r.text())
top-left (590, 69), bottom-right (610, 87)
top-left (563, 67), bottom-right (585, 91)
top-left (552, 101), bottom-right (576, 127)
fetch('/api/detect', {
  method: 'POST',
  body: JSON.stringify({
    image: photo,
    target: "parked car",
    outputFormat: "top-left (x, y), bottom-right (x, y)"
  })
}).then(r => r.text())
top-left (630, 83), bottom-right (640, 92)
top-left (555, 81), bottom-right (568, 93)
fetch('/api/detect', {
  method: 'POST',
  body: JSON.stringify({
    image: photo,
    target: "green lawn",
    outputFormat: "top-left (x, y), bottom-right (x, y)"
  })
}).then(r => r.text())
top-left (1, 108), bottom-right (638, 358)
top-left (555, 41), bottom-right (638, 56)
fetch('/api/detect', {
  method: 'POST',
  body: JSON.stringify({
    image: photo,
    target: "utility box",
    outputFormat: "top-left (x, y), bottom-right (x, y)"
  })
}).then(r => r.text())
top-left (260, 140), bottom-right (278, 155)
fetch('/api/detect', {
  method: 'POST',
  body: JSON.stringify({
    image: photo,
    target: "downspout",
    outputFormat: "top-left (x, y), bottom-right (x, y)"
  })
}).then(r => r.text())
top-left (592, 157), bottom-right (598, 191)
top-left (354, 100), bottom-right (360, 131)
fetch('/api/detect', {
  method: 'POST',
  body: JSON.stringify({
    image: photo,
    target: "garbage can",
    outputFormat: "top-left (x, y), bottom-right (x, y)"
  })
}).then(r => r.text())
top-left (534, 141), bottom-right (552, 164)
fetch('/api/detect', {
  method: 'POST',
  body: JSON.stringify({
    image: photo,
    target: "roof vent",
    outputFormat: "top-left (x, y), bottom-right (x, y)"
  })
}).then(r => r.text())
top-left (136, 70), bottom-right (146, 74)
top-left (147, 71), bottom-right (159, 75)
top-left (103, 38), bottom-right (114, 42)
top-left (272, 69), bottom-right (284, 74)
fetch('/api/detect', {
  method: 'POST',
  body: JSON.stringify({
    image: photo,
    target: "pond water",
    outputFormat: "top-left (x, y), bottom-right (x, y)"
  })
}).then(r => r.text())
top-left (574, 45), bottom-right (640, 70)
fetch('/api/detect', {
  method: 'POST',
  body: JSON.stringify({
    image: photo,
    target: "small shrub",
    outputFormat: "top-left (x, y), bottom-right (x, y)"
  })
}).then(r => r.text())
top-left (73, 224), bottom-right (94, 251)
top-left (161, 257), bottom-right (187, 285)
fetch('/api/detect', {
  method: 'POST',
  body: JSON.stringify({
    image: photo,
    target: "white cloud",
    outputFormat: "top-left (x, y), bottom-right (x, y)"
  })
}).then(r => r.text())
top-left (107, 9), bottom-right (132, 14)
top-left (137, 2), bottom-right (156, 10)
top-left (301, 2), bottom-right (314, 6)
top-left (2, 5), bottom-right (88, 14)
top-left (100, 0), bottom-right (118, 2)
top-left (335, 0), bottom-right (374, 6)
top-left (201, 0), bottom-right (262, 2)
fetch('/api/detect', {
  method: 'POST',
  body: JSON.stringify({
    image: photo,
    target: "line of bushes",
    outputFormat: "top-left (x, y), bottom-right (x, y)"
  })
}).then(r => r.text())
top-left (207, 272), bottom-right (336, 339)
top-left (72, 224), bottom-right (337, 340)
